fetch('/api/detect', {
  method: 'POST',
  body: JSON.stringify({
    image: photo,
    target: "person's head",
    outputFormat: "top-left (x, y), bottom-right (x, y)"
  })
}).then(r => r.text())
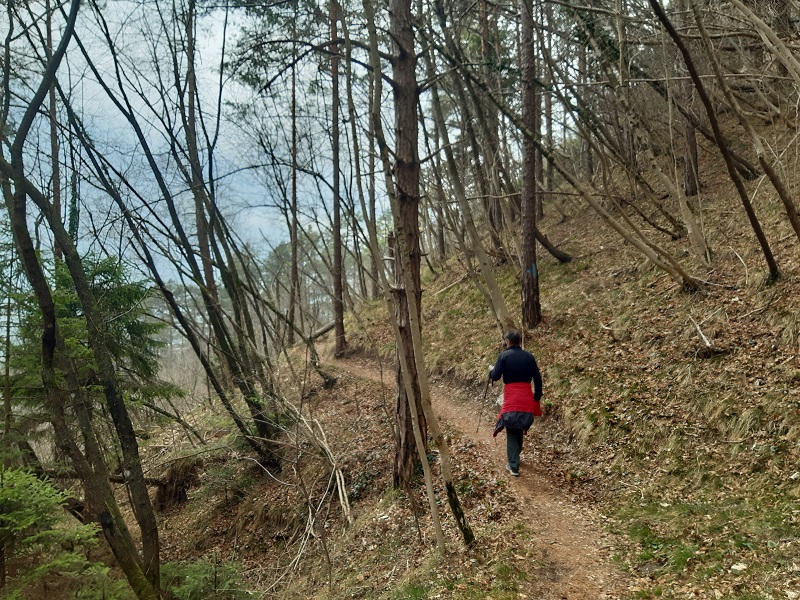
top-left (503, 329), bottom-right (522, 347)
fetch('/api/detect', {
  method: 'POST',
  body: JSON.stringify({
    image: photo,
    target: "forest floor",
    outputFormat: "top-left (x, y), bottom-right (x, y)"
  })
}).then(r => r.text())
top-left (330, 352), bottom-right (632, 599)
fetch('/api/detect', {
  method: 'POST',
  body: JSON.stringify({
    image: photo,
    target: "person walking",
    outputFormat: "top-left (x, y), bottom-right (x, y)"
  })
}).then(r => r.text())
top-left (489, 329), bottom-right (543, 477)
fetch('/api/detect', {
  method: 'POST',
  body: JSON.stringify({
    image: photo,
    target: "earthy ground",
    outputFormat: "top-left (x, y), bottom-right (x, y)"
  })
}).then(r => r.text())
top-left (332, 353), bottom-right (632, 599)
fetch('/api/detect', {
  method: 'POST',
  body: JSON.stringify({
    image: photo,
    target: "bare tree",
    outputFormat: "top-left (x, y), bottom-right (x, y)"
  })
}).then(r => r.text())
top-left (0, 1), bottom-right (163, 596)
top-left (649, 0), bottom-right (779, 281)
top-left (691, 0), bottom-right (800, 244)
top-left (331, 0), bottom-right (347, 356)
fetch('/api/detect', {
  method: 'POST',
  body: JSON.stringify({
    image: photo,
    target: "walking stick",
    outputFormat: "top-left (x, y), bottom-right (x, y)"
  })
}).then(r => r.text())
top-left (476, 376), bottom-right (491, 433)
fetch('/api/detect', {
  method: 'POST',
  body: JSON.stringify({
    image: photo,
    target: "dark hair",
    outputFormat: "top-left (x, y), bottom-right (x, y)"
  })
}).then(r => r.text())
top-left (504, 329), bottom-right (522, 346)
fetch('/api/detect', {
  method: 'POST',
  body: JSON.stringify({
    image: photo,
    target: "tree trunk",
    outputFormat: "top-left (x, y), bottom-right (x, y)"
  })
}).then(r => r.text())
top-left (368, 76), bottom-right (380, 301)
top-left (387, 233), bottom-right (423, 489)
top-left (331, 0), bottom-right (347, 357)
top-left (479, 0), bottom-right (505, 253)
top-left (533, 24), bottom-right (544, 222)
top-left (683, 117), bottom-right (700, 196)
top-left (46, 0), bottom-right (62, 262)
top-left (544, 3), bottom-right (555, 200)
top-left (288, 17), bottom-right (299, 345)
top-left (578, 44), bottom-right (593, 180)
top-left (3, 271), bottom-right (9, 445)
top-left (362, 0), bottom-right (445, 551)
top-left (432, 125), bottom-right (447, 263)
top-left (675, 0), bottom-right (700, 198)
top-left (390, 0), bottom-right (475, 546)
top-left (386, 0), bottom-right (428, 484)
top-left (520, 0), bottom-right (541, 328)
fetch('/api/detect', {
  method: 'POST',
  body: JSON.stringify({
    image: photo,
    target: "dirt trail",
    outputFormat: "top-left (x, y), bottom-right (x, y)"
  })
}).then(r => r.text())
top-left (334, 355), bottom-right (631, 600)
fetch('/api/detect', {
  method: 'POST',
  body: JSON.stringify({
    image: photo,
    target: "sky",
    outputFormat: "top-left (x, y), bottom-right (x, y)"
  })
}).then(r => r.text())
top-left (4, 0), bottom-right (394, 279)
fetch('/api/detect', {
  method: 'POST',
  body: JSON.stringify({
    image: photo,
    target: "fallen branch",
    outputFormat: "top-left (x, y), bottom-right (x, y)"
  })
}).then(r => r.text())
top-left (43, 469), bottom-right (165, 487)
top-left (309, 321), bottom-right (335, 341)
top-left (433, 273), bottom-right (469, 296)
top-left (689, 316), bottom-right (713, 350)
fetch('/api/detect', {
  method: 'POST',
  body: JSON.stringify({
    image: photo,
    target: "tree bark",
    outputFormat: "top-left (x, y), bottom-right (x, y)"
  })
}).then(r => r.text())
top-left (683, 117), bottom-right (700, 196)
top-left (578, 44), bottom-right (594, 180)
top-left (391, 0), bottom-right (474, 545)
top-left (478, 0), bottom-right (505, 254)
top-left (520, 0), bottom-right (541, 328)
top-left (288, 13), bottom-right (300, 345)
top-left (675, 0), bottom-right (700, 197)
top-left (331, 0), bottom-right (347, 357)
top-left (387, 233), bottom-right (423, 489)
top-left (387, 0), bottom-right (428, 484)
top-left (46, 0), bottom-right (62, 262)
top-left (362, 0), bottom-right (445, 551)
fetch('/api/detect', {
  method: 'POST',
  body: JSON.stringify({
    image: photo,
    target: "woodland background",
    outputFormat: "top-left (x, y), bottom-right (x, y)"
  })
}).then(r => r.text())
top-left (2, 0), bottom-right (800, 598)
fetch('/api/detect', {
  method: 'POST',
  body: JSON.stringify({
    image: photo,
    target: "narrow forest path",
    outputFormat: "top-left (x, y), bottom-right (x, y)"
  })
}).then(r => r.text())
top-left (331, 353), bottom-right (633, 600)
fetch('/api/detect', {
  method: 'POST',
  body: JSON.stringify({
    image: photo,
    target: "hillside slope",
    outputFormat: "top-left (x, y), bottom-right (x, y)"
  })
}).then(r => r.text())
top-left (339, 183), bottom-right (800, 598)
top-left (154, 169), bottom-right (800, 599)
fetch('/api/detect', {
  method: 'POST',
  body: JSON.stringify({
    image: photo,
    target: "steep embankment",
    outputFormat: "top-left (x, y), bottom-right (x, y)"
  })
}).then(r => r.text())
top-left (342, 182), bottom-right (800, 598)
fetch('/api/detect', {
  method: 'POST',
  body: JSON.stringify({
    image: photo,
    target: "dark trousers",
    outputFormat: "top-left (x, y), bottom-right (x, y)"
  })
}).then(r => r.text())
top-left (506, 428), bottom-right (524, 470)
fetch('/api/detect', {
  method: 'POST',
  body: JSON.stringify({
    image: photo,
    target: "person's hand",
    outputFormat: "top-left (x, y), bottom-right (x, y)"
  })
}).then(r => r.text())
top-left (533, 398), bottom-right (543, 417)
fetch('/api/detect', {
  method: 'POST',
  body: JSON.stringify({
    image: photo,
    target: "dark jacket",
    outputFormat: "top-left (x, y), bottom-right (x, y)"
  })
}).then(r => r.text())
top-left (490, 345), bottom-right (543, 436)
top-left (490, 345), bottom-right (542, 400)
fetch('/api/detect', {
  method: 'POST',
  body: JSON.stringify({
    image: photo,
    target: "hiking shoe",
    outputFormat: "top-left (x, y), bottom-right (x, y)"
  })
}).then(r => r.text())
top-left (506, 464), bottom-right (519, 477)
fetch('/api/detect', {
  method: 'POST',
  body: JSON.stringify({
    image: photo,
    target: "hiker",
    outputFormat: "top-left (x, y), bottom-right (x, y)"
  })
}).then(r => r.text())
top-left (489, 329), bottom-right (543, 477)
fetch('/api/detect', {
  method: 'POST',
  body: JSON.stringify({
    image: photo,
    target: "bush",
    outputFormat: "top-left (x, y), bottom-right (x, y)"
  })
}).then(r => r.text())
top-left (0, 468), bottom-right (99, 598)
top-left (162, 559), bottom-right (254, 599)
